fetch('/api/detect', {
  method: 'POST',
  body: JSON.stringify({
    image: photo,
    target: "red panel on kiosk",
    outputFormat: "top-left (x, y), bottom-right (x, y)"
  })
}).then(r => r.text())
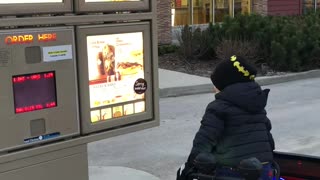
top-left (12, 71), bottom-right (57, 114)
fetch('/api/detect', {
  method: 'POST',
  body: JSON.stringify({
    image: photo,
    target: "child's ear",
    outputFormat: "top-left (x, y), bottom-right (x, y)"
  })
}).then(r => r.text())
top-left (213, 87), bottom-right (220, 93)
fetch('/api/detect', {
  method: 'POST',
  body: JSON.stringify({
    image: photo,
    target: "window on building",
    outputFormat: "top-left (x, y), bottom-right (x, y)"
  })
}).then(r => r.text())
top-left (192, 0), bottom-right (213, 25)
top-left (171, 0), bottom-right (251, 26)
top-left (214, 0), bottom-right (232, 22)
top-left (172, 0), bottom-right (191, 26)
top-left (234, 0), bottom-right (251, 17)
top-left (303, 0), bottom-right (316, 14)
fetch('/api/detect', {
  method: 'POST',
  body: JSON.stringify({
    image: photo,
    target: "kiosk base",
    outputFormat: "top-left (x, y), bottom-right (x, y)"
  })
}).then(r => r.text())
top-left (0, 144), bottom-right (89, 180)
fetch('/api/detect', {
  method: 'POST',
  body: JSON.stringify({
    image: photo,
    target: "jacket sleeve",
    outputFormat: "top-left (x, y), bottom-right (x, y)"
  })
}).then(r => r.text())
top-left (187, 104), bottom-right (224, 163)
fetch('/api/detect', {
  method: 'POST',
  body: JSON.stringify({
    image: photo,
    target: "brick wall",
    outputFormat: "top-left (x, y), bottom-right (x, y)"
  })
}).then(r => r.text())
top-left (253, 0), bottom-right (302, 16)
top-left (268, 0), bottom-right (301, 16)
top-left (253, 0), bottom-right (268, 15)
top-left (157, 0), bottom-right (172, 45)
top-left (156, 0), bottom-right (302, 45)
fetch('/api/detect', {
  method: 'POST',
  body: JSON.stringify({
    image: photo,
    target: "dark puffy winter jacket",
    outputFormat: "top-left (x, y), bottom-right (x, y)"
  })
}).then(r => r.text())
top-left (187, 82), bottom-right (275, 167)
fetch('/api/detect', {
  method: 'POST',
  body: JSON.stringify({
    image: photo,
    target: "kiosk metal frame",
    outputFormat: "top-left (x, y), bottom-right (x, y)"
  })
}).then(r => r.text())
top-left (0, 0), bottom-right (159, 179)
top-left (0, 0), bottom-right (73, 16)
top-left (74, 0), bottom-right (150, 13)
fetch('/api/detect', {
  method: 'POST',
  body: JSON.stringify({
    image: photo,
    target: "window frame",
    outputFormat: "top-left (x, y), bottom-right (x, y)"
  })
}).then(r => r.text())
top-left (171, 0), bottom-right (253, 26)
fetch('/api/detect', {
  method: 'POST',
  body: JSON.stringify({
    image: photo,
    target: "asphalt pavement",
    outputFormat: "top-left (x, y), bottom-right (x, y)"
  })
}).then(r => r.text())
top-left (89, 68), bottom-right (320, 180)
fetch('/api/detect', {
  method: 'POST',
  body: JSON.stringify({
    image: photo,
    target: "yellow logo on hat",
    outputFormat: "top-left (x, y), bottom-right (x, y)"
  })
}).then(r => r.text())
top-left (231, 55), bottom-right (237, 62)
top-left (230, 55), bottom-right (255, 80)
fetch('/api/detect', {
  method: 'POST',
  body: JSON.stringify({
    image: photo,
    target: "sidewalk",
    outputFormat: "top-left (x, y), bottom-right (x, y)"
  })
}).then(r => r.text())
top-left (159, 69), bottom-right (320, 98)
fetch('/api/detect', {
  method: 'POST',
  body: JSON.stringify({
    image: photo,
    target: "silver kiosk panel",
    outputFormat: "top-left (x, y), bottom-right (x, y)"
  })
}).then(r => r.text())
top-left (75, 0), bottom-right (150, 13)
top-left (0, 0), bottom-right (73, 16)
top-left (76, 22), bottom-right (154, 134)
top-left (0, 26), bottom-right (79, 152)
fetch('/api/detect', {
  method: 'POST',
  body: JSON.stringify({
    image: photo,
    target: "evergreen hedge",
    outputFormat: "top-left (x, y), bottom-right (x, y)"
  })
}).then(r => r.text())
top-left (178, 12), bottom-right (320, 72)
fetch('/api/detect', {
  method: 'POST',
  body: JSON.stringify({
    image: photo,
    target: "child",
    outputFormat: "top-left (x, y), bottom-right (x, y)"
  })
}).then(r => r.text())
top-left (177, 55), bottom-right (275, 180)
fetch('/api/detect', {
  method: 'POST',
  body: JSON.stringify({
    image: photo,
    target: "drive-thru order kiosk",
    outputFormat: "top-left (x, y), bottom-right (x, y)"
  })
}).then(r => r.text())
top-left (0, 27), bottom-right (79, 152)
top-left (0, 0), bottom-right (159, 180)
top-left (1, 1), bottom-right (320, 180)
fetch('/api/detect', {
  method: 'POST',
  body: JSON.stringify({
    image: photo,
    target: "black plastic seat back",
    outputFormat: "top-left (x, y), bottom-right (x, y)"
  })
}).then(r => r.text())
top-left (237, 157), bottom-right (263, 180)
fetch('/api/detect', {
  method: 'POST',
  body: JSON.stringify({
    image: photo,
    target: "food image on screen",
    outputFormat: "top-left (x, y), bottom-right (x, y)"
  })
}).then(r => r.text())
top-left (101, 108), bottom-right (112, 120)
top-left (12, 71), bottom-right (57, 114)
top-left (0, 0), bottom-right (62, 3)
top-left (134, 101), bottom-right (145, 114)
top-left (112, 106), bottom-right (123, 118)
top-left (117, 62), bottom-right (143, 76)
top-left (124, 103), bottom-right (134, 115)
top-left (91, 110), bottom-right (100, 123)
top-left (87, 32), bottom-right (145, 108)
top-left (96, 44), bottom-right (116, 78)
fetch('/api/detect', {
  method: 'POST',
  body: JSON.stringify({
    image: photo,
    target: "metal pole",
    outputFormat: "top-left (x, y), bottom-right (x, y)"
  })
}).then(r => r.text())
top-left (190, 0), bottom-right (194, 25)
top-left (233, 0), bottom-right (235, 17)
top-left (213, 0), bottom-right (215, 23)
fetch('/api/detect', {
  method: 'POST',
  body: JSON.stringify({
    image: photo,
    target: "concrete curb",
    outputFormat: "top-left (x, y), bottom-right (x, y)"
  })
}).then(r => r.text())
top-left (159, 69), bottom-right (320, 98)
top-left (159, 84), bottom-right (213, 98)
top-left (256, 70), bottom-right (320, 86)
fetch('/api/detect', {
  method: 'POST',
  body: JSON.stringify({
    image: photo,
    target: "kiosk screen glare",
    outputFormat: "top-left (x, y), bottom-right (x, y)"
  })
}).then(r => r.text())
top-left (12, 71), bottom-right (57, 114)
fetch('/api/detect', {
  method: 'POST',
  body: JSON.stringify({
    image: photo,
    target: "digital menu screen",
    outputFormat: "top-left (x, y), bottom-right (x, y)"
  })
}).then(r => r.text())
top-left (87, 32), bottom-right (146, 123)
top-left (85, 0), bottom-right (140, 2)
top-left (0, 0), bottom-right (62, 4)
top-left (12, 71), bottom-right (57, 114)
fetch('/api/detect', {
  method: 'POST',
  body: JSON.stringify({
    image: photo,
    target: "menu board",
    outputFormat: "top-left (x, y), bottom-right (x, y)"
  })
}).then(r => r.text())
top-left (85, 0), bottom-right (140, 2)
top-left (87, 32), bottom-right (146, 123)
top-left (0, 0), bottom-right (62, 3)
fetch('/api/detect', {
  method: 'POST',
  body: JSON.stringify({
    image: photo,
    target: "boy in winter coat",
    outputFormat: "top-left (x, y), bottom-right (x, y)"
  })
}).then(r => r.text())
top-left (177, 55), bottom-right (275, 180)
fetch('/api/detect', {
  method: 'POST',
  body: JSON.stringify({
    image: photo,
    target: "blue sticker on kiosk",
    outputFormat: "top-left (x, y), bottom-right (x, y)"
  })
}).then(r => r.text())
top-left (24, 132), bottom-right (60, 144)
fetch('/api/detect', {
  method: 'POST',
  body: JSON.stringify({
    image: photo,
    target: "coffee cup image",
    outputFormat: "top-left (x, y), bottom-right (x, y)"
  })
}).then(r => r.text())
top-left (96, 44), bottom-right (116, 79)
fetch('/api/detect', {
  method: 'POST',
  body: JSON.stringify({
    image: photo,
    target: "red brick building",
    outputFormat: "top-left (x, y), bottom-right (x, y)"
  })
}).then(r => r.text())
top-left (157, 0), bottom-right (172, 45)
top-left (253, 0), bottom-right (302, 16)
top-left (157, 0), bottom-right (319, 45)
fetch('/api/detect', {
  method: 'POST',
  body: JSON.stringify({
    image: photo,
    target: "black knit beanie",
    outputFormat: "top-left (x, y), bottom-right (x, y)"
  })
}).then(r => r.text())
top-left (210, 55), bottom-right (257, 91)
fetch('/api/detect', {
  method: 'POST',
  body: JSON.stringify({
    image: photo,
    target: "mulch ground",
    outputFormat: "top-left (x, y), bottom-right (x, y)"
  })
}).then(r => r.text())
top-left (158, 53), bottom-right (287, 77)
top-left (158, 53), bottom-right (217, 78)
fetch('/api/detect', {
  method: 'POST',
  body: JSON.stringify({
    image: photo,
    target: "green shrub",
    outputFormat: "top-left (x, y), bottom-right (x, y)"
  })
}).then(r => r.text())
top-left (270, 41), bottom-right (287, 70)
top-left (178, 24), bottom-right (222, 60)
top-left (177, 24), bottom-right (194, 60)
top-left (311, 47), bottom-right (320, 68)
top-left (176, 12), bottom-right (320, 71)
top-left (215, 39), bottom-right (261, 63)
top-left (158, 44), bottom-right (178, 56)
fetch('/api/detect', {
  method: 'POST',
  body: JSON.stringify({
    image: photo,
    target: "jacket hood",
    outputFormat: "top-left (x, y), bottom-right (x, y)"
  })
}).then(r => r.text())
top-left (215, 82), bottom-right (270, 113)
